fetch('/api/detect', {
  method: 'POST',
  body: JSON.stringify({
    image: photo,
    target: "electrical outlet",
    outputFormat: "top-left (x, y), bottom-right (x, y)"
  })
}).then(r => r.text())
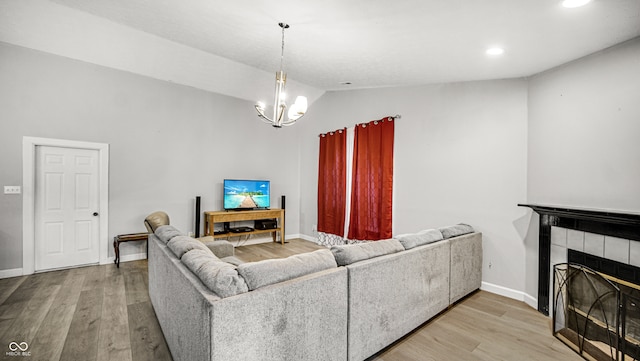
top-left (188, 231), bottom-right (194, 237)
top-left (4, 186), bottom-right (21, 194)
top-left (312, 224), bottom-right (317, 234)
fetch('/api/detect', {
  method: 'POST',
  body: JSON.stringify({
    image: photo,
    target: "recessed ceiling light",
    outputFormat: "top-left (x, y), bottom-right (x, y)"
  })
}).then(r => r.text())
top-left (486, 47), bottom-right (505, 56)
top-left (562, 0), bottom-right (591, 8)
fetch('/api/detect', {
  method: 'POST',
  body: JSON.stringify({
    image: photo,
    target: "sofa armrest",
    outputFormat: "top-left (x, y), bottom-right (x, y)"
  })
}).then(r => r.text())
top-left (210, 267), bottom-right (348, 361)
top-left (200, 237), bottom-right (235, 258)
top-left (449, 232), bottom-right (482, 304)
top-left (345, 240), bottom-right (450, 361)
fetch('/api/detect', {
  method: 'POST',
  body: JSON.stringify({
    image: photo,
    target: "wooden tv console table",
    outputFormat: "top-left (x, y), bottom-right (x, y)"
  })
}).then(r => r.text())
top-left (203, 209), bottom-right (285, 245)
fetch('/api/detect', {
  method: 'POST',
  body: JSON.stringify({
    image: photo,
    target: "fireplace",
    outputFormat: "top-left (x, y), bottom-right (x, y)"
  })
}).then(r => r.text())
top-left (553, 256), bottom-right (640, 360)
top-left (521, 204), bottom-right (640, 360)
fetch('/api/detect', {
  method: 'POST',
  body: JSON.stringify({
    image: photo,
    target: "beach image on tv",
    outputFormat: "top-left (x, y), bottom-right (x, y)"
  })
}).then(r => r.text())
top-left (224, 180), bottom-right (270, 209)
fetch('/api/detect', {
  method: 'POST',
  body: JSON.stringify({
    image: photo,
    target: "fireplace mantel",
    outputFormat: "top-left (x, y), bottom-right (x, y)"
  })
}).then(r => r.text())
top-left (519, 203), bottom-right (640, 315)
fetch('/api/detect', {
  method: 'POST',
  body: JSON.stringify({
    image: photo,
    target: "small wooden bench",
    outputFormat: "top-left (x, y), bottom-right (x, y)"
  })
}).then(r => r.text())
top-left (113, 232), bottom-right (149, 268)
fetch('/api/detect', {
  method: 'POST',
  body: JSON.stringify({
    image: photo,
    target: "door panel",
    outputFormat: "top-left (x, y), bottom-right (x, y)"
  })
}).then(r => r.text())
top-left (35, 146), bottom-right (100, 271)
top-left (44, 222), bottom-right (64, 254)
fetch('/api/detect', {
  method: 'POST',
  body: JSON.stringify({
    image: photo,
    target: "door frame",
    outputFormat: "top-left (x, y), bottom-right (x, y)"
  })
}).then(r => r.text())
top-left (23, 137), bottom-right (109, 275)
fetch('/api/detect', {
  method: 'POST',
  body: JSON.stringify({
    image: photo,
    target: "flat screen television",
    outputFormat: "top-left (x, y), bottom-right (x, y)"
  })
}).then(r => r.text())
top-left (223, 179), bottom-right (271, 210)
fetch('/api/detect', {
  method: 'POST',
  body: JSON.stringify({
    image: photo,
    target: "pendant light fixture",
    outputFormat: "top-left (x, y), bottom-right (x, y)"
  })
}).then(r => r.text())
top-left (255, 23), bottom-right (308, 128)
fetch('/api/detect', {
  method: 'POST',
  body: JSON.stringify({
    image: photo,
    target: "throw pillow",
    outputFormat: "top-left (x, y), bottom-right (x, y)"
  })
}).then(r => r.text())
top-left (439, 223), bottom-right (475, 239)
top-left (330, 239), bottom-right (404, 266)
top-left (237, 249), bottom-right (337, 291)
top-left (182, 249), bottom-right (248, 298)
top-left (395, 229), bottom-right (444, 250)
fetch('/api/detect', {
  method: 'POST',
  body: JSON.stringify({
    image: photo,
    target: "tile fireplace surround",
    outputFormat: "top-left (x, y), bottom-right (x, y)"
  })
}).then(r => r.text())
top-left (519, 204), bottom-right (640, 315)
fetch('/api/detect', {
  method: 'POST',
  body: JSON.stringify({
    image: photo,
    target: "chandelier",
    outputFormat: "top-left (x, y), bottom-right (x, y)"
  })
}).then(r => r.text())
top-left (255, 23), bottom-right (308, 128)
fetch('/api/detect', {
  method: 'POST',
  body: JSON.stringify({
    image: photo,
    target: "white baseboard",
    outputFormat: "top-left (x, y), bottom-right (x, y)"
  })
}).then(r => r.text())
top-left (523, 293), bottom-right (537, 310)
top-left (298, 234), bottom-right (319, 243)
top-left (0, 268), bottom-right (24, 279)
top-left (101, 252), bottom-right (147, 265)
top-left (481, 283), bottom-right (542, 314)
top-left (481, 281), bottom-right (529, 302)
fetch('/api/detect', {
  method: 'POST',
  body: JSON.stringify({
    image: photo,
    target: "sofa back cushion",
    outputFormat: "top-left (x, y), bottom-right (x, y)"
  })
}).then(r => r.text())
top-left (330, 239), bottom-right (404, 266)
top-left (167, 236), bottom-right (213, 259)
top-left (439, 224), bottom-right (475, 239)
top-left (237, 249), bottom-right (337, 291)
top-left (181, 249), bottom-right (248, 298)
top-left (395, 229), bottom-right (443, 250)
top-left (155, 225), bottom-right (184, 244)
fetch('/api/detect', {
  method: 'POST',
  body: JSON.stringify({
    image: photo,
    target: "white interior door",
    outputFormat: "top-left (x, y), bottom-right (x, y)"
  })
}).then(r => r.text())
top-left (35, 146), bottom-right (100, 271)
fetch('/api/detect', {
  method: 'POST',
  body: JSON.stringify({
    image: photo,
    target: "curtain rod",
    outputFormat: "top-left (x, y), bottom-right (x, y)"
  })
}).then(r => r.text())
top-left (319, 115), bottom-right (401, 137)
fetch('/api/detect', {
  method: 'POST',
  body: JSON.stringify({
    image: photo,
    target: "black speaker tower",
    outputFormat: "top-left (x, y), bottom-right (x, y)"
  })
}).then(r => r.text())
top-left (281, 195), bottom-right (288, 243)
top-left (195, 196), bottom-right (201, 237)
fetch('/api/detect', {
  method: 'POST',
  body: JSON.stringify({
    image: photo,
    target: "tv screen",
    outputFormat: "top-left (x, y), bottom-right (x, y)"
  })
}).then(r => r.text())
top-left (223, 179), bottom-right (271, 210)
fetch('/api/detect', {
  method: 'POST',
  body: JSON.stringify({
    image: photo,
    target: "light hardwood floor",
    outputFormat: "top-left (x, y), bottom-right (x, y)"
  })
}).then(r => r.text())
top-left (0, 239), bottom-right (583, 361)
top-left (368, 290), bottom-right (583, 361)
top-left (0, 259), bottom-right (170, 361)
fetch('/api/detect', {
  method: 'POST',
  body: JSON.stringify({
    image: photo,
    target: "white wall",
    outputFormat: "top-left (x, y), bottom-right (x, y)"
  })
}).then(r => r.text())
top-left (528, 38), bottom-right (640, 212)
top-left (297, 80), bottom-right (529, 296)
top-left (0, 0), bottom-right (324, 106)
top-left (0, 42), bottom-right (302, 272)
top-left (2, 29), bottom-right (637, 304)
top-left (524, 37), bottom-right (640, 301)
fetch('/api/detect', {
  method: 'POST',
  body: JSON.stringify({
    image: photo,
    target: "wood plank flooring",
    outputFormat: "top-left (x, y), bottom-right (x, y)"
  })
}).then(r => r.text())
top-left (0, 239), bottom-right (583, 361)
top-left (0, 260), bottom-right (170, 361)
top-left (232, 237), bottom-right (326, 262)
top-left (368, 290), bottom-right (583, 361)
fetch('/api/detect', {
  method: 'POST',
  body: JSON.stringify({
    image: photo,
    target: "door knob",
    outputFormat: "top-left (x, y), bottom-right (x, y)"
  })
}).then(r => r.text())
top-left (93, 212), bottom-right (99, 216)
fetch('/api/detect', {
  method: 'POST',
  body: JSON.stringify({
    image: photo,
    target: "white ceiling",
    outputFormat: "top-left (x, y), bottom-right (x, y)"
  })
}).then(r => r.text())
top-left (45, 0), bottom-right (640, 91)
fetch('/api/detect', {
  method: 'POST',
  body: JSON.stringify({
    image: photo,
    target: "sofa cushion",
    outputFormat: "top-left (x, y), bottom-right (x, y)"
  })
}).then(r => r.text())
top-left (181, 249), bottom-right (248, 298)
top-left (439, 223), bottom-right (475, 239)
top-left (200, 238), bottom-right (235, 258)
top-left (395, 229), bottom-right (444, 250)
top-left (330, 239), bottom-right (404, 266)
top-left (167, 236), bottom-right (213, 259)
top-left (237, 249), bottom-right (337, 291)
top-left (155, 225), bottom-right (184, 244)
top-left (220, 256), bottom-right (244, 266)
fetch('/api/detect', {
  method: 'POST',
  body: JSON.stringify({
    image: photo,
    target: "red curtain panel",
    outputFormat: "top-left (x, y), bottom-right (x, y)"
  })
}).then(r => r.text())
top-left (317, 128), bottom-right (347, 236)
top-left (348, 117), bottom-right (394, 240)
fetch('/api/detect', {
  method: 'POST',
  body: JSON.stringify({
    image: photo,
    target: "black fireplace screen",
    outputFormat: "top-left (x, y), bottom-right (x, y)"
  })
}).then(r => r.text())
top-left (554, 263), bottom-right (640, 361)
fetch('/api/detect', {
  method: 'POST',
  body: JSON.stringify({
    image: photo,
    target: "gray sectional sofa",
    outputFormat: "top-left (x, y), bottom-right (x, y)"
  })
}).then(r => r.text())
top-left (148, 223), bottom-right (482, 361)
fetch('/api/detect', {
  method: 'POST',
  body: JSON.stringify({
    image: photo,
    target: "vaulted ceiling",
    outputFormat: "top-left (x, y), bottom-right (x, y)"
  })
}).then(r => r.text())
top-left (1, 0), bottom-right (639, 102)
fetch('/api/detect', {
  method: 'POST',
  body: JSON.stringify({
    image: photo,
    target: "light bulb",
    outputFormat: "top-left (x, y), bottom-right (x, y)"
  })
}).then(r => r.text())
top-left (486, 47), bottom-right (504, 56)
top-left (288, 104), bottom-right (300, 120)
top-left (562, 0), bottom-right (591, 8)
top-left (294, 96), bottom-right (308, 114)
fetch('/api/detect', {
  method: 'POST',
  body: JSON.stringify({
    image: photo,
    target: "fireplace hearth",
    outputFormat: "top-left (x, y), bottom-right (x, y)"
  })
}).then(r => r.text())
top-left (521, 204), bottom-right (640, 360)
top-left (553, 260), bottom-right (640, 361)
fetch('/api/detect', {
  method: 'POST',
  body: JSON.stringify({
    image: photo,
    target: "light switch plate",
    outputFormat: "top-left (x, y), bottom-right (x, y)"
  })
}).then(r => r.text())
top-left (4, 186), bottom-right (21, 194)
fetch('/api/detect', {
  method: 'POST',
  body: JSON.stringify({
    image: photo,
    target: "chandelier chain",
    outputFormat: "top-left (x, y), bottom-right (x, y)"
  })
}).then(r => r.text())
top-left (280, 25), bottom-right (285, 72)
top-left (254, 22), bottom-right (307, 128)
